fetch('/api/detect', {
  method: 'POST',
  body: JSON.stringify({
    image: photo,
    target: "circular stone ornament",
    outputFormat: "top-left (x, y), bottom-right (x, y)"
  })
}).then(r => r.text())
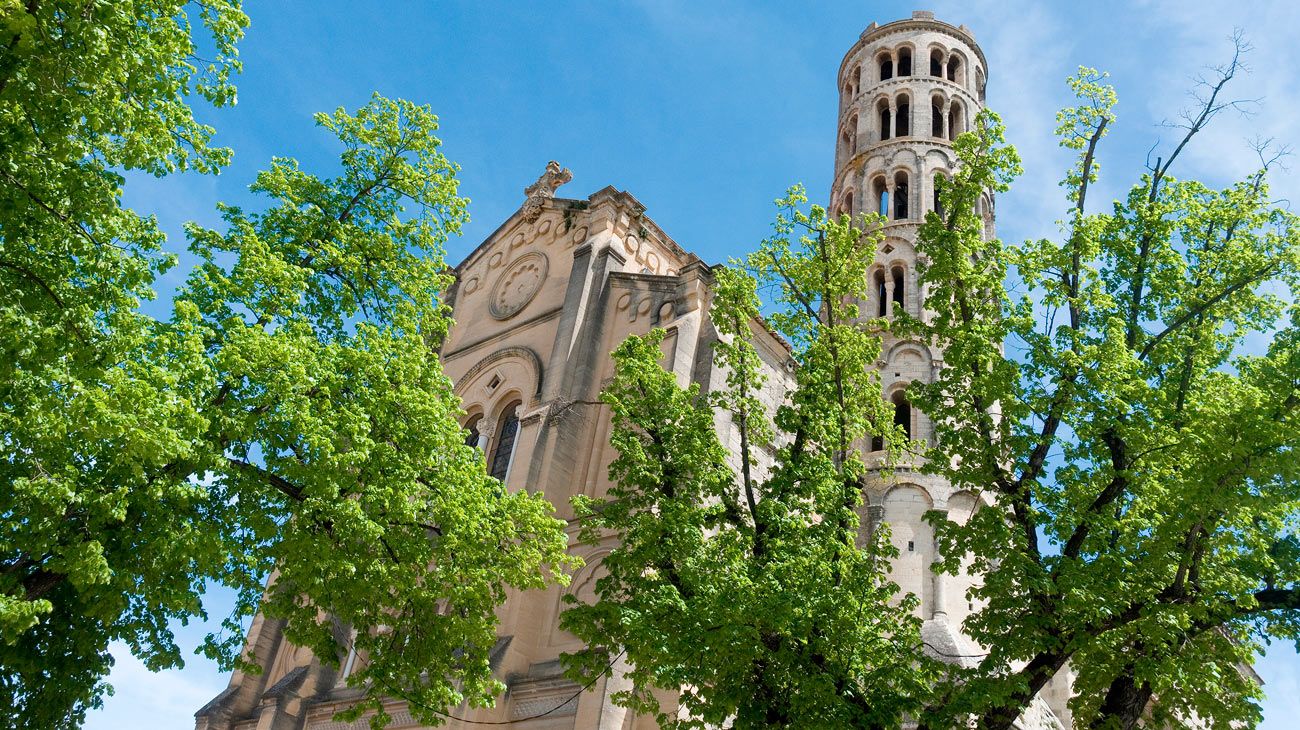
top-left (489, 252), bottom-right (549, 320)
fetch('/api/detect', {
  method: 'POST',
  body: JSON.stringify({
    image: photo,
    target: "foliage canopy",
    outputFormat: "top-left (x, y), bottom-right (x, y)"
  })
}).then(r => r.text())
top-left (0, 3), bottom-right (571, 728)
top-left (566, 60), bottom-right (1300, 730)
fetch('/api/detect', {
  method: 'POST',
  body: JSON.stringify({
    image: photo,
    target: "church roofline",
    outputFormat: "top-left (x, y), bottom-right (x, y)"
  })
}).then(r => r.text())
top-left (451, 185), bottom-right (698, 276)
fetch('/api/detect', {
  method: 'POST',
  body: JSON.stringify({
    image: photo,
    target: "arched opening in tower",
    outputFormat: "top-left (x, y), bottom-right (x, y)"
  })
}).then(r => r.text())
top-left (895, 97), bottom-right (910, 137)
top-left (892, 390), bottom-right (913, 440)
top-left (893, 171), bottom-right (909, 219)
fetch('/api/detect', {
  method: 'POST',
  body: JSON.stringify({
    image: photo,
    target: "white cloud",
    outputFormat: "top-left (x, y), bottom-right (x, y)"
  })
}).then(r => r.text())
top-left (84, 642), bottom-right (229, 730)
top-left (930, 0), bottom-right (1081, 245)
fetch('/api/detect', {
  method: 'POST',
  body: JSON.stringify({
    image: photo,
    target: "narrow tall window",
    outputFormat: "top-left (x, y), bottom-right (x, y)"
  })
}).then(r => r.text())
top-left (947, 56), bottom-right (961, 84)
top-left (875, 269), bottom-right (888, 318)
top-left (892, 391), bottom-right (913, 440)
top-left (893, 172), bottom-right (909, 220)
top-left (948, 100), bottom-right (964, 140)
top-left (464, 417), bottom-right (482, 449)
top-left (878, 101), bottom-right (891, 141)
top-left (931, 101), bottom-right (943, 137)
top-left (895, 98), bottom-right (910, 137)
top-left (872, 177), bottom-right (889, 219)
top-left (489, 405), bottom-right (520, 482)
top-left (892, 267), bottom-right (906, 310)
top-left (879, 55), bottom-right (893, 81)
top-left (898, 48), bottom-right (912, 76)
top-left (843, 191), bottom-right (854, 217)
top-left (933, 175), bottom-right (944, 216)
top-left (930, 50), bottom-right (943, 77)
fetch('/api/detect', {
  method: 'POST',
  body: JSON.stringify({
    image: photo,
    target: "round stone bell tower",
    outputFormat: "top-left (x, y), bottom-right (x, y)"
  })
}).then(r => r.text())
top-left (835, 9), bottom-right (992, 644)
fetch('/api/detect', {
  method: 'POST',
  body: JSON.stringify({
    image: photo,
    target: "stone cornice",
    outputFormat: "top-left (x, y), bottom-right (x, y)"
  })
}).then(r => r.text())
top-left (837, 16), bottom-right (987, 83)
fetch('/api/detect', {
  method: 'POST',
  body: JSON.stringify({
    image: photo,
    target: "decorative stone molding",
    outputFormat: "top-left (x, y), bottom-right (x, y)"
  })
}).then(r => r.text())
top-left (454, 346), bottom-right (545, 401)
top-left (489, 252), bottom-right (549, 320)
top-left (521, 160), bottom-right (572, 223)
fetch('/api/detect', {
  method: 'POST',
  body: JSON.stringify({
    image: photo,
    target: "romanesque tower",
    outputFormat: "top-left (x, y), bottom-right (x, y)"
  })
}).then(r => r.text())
top-left (833, 14), bottom-right (1072, 726)
top-left (832, 8), bottom-right (989, 630)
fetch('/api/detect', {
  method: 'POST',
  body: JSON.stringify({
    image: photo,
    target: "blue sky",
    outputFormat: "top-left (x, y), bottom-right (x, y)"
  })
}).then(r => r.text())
top-left (89, 1), bottom-right (1300, 727)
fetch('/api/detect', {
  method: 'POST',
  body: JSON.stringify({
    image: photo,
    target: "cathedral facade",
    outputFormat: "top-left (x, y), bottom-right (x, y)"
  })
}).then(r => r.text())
top-left (196, 12), bottom-right (1075, 730)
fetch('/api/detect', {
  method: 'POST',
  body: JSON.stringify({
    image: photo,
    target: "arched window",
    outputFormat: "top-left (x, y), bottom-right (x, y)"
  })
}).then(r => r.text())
top-left (933, 174), bottom-right (945, 216)
top-left (488, 403), bottom-right (520, 482)
top-left (840, 128), bottom-right (851, 160)
top-left (976, 69), bottom-right (986, 102)
top-left (895, 96), bottom-right (910, 137)
top-left (871, 390), bottom-right (913, 451)
top-left (898, 47), bottom-right (912, 76)
top-left (843, 190), bottom-right (854, 218)
top-left (879, 54), bottom-right (894, 81)
top-left (947, 55), bottom-right (962, 84)
top-left (464, 416), bottom-right (482, 449)
top-left (930, 50), bottom-right (944, 77)
top-left (872, 177), bottom-right (888, 218)
top-left (874, 269), bottom-right (888, 318)
top-left (877, 99), bottom-right (891, 141)
top-left (948, 100), bottom-right (964, 141)
top-left (931, 99), bottom-right (943, 138)
top-left (893, 171), bottom-right (909, 220)
top-left (892, 391), bottom-right (913, 440)
top-left (892, 266), bottom-right (906, 311)
top-left (847, 115), bottom-right (858, 154)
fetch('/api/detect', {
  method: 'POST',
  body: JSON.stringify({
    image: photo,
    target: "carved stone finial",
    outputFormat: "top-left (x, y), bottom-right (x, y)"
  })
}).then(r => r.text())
top-left (521, 161), bottom-right (573, 222)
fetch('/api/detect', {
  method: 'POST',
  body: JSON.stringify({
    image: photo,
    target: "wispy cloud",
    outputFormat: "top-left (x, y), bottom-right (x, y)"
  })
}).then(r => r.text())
top-left (931, 0), bottom-right (1079, 245)
top-left (84, 642), bottom-right (228, 730)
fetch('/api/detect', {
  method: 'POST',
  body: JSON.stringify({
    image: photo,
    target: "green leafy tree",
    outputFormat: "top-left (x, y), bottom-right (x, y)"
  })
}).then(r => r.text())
top-left (1, 4), bottom-right (571, 728)
top-left (568, 49), bottom-right (1300, 730)
top-left (908, 57), bottom-right (1300, 729)
top-left (562, 189), bottom-right (934, 729)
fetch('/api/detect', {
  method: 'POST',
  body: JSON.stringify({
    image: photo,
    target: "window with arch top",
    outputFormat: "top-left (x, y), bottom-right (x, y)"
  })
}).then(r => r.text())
top-left (489, 403), bottom-right (520, 482)
top-left (872, 176), bottom-right (888, 218)
top-left (879, 53), bottom-right (893, 81)
top-left (893, 171), bottom-right (909, 220)
top-left (898, 47), bottom-right (912, 76)
top-left (948, 100), bottom-right (964, 141)
top-left (874, 269), bottom-right (888, 318)
top-left (872, 390), bottom-right (914, 451)
top-left (892, 391), bottom-right (913, 440)
top-left (894, 96), bottom-right (910, 137)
